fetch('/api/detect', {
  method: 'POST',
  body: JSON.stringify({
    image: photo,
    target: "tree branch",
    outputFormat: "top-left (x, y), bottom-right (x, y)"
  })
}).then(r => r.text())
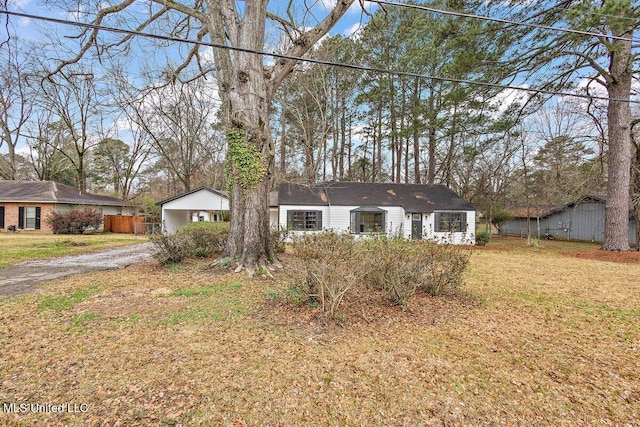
top-left (270, 0), bottom-right (357, 92)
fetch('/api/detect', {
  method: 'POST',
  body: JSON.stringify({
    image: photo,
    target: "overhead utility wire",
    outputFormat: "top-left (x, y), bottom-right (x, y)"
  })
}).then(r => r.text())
top-left (369, 0), bottom-right (640, 44)
top-left (2, 10), bottom-right (639, 105)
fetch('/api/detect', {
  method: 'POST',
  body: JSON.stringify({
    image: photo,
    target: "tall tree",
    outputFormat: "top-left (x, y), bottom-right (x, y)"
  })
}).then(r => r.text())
top-left (504, 0), bottom-right (639, 250)
top-left (25, 117), bottom-right (77, 186)
top-left (39, 68), bottom-right (100, 191)
top-left (357, 0), bottom-right (513, 185)
top-left (92, 132), bottom-right (151, 200)
top-left (530, 102), bottom-right (599, 204)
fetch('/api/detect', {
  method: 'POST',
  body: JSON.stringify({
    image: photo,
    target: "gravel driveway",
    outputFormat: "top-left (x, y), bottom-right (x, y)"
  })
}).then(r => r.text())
top-left (0, 243), bottom-right (155, 297)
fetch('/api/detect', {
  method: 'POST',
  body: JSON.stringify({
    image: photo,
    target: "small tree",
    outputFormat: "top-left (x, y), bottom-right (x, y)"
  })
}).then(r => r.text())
top-left (491, 207), bottom-right (512, 234)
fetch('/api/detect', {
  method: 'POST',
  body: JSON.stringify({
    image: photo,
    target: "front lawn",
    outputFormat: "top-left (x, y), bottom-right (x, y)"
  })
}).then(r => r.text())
top-left (0, 237), bottom-right (638, 425)
top-left (0, 233), bottom-right (148, 268)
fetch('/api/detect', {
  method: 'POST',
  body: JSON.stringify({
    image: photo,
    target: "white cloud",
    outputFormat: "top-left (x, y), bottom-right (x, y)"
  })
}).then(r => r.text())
top-left (490, 84), bottom-right (530, 113)
top-left (343, 22), bottom-right (362, 38)
top-left (348, 0), bottom-right (377, 15)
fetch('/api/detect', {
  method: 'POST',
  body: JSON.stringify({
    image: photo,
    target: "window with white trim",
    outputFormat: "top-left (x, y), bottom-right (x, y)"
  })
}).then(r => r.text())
top-left (18, 206), bottom-right (42, 230)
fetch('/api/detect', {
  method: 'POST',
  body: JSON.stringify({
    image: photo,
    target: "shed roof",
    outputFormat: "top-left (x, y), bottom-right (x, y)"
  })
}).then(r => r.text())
top-left (0, 180), bottom-right (133, 207)
top-left (509, 195), bottom-right (633, 219)
top-left (277, 182), bottom-right (475, 212)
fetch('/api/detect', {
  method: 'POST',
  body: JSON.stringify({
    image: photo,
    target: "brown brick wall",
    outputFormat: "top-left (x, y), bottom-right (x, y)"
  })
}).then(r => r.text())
top-left (0, 202), bottom-right (55, 233)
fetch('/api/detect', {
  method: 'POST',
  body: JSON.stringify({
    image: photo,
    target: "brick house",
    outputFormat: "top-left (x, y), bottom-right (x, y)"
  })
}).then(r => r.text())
top-left (0, 180), bottom-right (135, 233)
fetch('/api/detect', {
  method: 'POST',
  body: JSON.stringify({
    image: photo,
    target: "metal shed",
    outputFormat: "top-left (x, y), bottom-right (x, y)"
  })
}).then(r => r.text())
top-left (502, 195), bottom-right (637, 245)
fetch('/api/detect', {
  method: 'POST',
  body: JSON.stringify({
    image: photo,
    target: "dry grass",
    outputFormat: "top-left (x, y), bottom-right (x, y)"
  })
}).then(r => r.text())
top-left (0, 237), bottom-right (638, 426)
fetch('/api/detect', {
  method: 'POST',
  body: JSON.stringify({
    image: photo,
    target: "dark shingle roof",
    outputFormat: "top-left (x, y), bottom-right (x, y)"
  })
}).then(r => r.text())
top-left (0, 180), bottom-right (132, 207)
top-left (277, 182), bottom-right (475, 212)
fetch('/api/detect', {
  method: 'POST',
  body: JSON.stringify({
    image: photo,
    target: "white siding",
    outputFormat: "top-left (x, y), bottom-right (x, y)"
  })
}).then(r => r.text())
top-left (269, 208), bottom-right (279, 228)
top-left (161, 189), bottom-right (230, 233)
top-left (423, 211), bottom-right (476, 245)
top-left (162, 190), bottom-right (229, 211)
top-left (279, 205), bottom-right (475, 245)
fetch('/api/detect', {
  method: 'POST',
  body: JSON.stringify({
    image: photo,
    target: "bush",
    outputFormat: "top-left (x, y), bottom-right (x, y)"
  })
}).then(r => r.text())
top-left (361, 238), bottom-right (423, 305)
top-left (286, 232), bottom-right (363, 318)
top-left (285, 233), bottom-right (472, 317)
top-left (47, 209), bottom-right (103, 234)
top-left (270, 226), bottom-right (289, 254)
top-left (362, 238), bottom-right (471, 303)
top-left (420, 244), bottom-right (470, 296)
top-left (177, 222), bottom-right (229, 257)
top-left (475, 230), bottom-right (491, 246)
top-left (151, 221), bottom-right (229, 264)
top-left (150, 232), bottom-right (190, 264)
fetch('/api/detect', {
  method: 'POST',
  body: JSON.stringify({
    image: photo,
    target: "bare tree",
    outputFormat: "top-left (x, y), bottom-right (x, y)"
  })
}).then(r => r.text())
top-left (92, 123), bottom-right (152, 200)
top-left (125, 80), bottom-right (218, 193)
top-left (0, 38), bottom-right (34, 180)
top-left (25, 113), bottom-right (76, 185)
top-left (39, 67), bottom-right (101, 191)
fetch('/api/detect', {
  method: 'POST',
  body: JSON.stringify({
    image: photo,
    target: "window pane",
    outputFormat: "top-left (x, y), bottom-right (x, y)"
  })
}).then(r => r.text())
top-left (289, 211), bottom-right (320, 231)
top-left (360, 212), bottom-right (384, 233)
top-left (26, 207), bottom-right (37, 229)
top-left (437, 212), bottom-right (463, 232)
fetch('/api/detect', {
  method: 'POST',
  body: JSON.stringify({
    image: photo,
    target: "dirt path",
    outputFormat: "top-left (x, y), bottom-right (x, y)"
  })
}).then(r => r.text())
top-left (0, 243), bottom-right (155, 297)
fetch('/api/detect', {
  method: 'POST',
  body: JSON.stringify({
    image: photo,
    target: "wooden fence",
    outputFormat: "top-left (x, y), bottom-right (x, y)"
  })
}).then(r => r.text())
top-left (103, 215), bottom-right (143, 234)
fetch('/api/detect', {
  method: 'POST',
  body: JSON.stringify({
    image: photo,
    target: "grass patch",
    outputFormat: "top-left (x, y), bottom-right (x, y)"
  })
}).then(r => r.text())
top-left (38, 287), bottom-right (101, 312)
top-left (164, 281), bottom-right (249, 324)
top-left (72, 312), bottom-right (97, 328)
top-left (0, 233), bottom-right (148, 268)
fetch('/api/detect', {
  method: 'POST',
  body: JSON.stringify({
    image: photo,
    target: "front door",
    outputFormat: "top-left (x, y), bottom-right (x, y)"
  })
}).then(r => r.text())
top-left (411, 213), bottom-right (422, 239)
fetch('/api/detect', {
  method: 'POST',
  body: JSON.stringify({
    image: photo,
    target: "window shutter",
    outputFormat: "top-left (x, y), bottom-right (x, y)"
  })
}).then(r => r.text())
top-left (462, 212), bottom-right (467, 230)
top-left (35, 207), bottom-right (42, 230)
top-left (434, 212), bottom-right (440, 232)
top-left (286, 210), bottom-right (293, 230)
top-left (18, 207), bottom-right (24, 229)
top-left (316, 211), bottom-right (322, 230)
top-left (0, 206), bottom-right (4, 228)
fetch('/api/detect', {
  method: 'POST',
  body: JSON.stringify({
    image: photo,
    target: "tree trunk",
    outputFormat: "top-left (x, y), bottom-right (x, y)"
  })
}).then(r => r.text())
top-left (216, 3), bottom-right (275, 274)
top-left (602, 21), bottom-right (633, 251)
top-left (427, 82), bottom-right (436, 185)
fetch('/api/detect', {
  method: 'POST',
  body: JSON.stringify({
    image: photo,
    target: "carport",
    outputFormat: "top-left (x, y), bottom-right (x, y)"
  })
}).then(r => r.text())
top-left (156, 187), bottom-right (229, 233)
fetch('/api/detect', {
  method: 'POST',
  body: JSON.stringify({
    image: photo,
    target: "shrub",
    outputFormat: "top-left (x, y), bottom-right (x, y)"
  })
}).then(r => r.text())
top-left (150, 232), bottom-right (190, 264)
top-left (177, 221), bottom-right (229, 257)
top-left (270, 226), bottom-right (289, 254)
top-left (47, 209), bottom-right (103, 234)
top-left (420, 244), bottom-right (470, 296)
top-left (285, 232), bottom-right (363, 318)
top-left (361, 238), bottom-right (423, 305)
top-left (285, 233), bottom-right (472, 317)
top-left (475, 230), bottom-right (491, 246)
top-left (151, 221), bottom-right (230, 264)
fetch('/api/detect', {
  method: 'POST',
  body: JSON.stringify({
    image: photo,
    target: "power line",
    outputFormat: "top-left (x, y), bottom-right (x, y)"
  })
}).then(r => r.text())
top-left (1, 9), bottom-right (638, 105)
top-left (369, 0), bottom-right (640, 44)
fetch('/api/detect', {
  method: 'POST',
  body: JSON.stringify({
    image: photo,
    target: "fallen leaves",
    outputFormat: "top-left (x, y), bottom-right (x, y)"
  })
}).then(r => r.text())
top-left (0, 241), bottom-right (638, 426)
